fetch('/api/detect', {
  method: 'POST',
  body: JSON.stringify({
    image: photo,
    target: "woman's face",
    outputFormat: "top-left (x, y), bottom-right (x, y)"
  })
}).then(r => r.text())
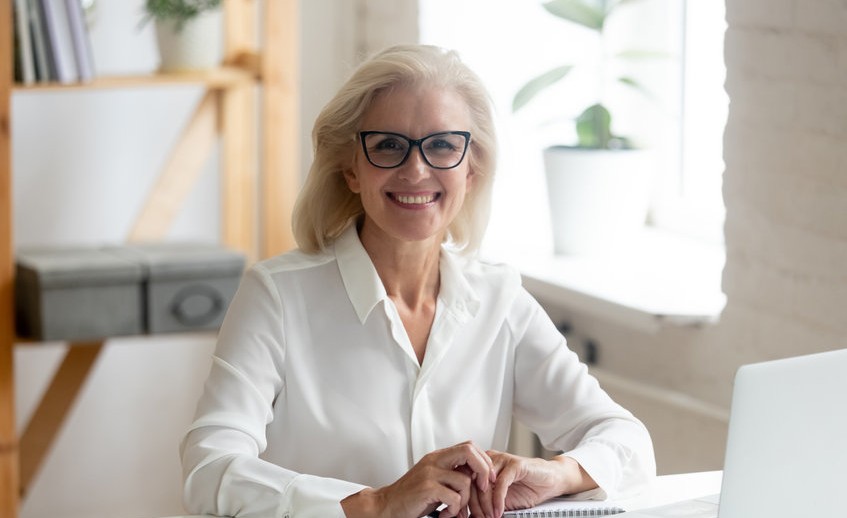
top-left (345, 85), bottom-right (475, 249)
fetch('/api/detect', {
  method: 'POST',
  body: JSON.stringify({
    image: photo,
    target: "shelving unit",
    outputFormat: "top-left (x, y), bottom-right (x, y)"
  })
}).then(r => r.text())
top-left (0, 1), bottom-right (300, 516)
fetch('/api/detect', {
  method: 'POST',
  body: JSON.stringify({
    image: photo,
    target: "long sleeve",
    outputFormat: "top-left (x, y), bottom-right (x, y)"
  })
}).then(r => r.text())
top-left (510, 288), bottom-right (656, 499)
top-left (180, 266), bottom-right (366, 518)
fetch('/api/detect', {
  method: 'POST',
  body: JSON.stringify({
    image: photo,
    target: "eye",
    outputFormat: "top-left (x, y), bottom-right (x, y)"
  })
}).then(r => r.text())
top-left (370, 135), bottom-right (406, 152)
top-left (428, 138), bottom-right (457, 151)
top-left (423, 134), bottom-right (465, 155)
top-left (365, 133), bottom-right (409, 155)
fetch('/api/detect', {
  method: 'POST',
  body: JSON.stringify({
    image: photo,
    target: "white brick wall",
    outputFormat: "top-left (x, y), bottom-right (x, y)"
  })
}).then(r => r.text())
top-left (536, 0), bottom-right (847, 473)
top-left (722, 0), bottom-right (847, 348)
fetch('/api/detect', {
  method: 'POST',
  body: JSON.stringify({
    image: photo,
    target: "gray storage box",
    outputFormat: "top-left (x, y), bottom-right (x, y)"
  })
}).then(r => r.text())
top-left (15, 247), bottom-right (145, 341)
top-left (114, 243), bottom-right (245, 334)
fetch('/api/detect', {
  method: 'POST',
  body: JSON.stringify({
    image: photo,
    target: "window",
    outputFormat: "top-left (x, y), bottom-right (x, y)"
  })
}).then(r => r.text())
top-left (419, 0), bottom-right (728, 253)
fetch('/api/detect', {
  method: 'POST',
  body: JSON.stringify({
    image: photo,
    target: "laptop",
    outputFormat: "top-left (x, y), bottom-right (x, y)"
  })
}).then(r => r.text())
top-left (623, 348), bottom-right (847, 518)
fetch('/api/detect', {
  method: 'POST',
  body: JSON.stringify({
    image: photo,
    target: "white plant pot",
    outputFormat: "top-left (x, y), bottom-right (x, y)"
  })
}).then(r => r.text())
top-left (543, 146), bottom-right (654, 255)
top-left (154, 10), bottom-right (223, 72)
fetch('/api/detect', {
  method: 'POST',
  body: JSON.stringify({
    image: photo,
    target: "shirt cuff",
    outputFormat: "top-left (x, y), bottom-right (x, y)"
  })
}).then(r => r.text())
top-left (279, 473), bottom-right (368, 518)
top-left (561, 444), bottom-right (620, 500)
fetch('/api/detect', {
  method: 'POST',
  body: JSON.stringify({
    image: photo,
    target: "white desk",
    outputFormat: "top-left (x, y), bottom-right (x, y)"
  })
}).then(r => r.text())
top-left (160, 471), bottom-right (723, 518)
top-left (622, 470), bottom-right (721, 509)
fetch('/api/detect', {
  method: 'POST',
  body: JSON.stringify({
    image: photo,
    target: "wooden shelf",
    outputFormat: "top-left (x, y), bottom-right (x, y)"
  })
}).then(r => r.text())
top-left (0, 1), bottom-right (300, 516)
top-left (12, 66), bottom-right (259, 92)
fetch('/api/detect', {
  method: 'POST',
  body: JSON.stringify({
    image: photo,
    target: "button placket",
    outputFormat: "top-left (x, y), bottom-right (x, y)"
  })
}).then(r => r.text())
top-left (409, 382), bottom-right (436, 463)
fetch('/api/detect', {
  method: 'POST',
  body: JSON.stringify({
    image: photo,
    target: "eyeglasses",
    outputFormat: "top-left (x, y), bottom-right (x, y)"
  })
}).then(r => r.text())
top-left (359, 131), bottom-right (471, 169)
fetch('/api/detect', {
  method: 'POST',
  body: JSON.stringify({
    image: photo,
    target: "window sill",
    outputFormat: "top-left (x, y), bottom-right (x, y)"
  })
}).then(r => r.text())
top-left (484, 227), bottom-right (727, 333)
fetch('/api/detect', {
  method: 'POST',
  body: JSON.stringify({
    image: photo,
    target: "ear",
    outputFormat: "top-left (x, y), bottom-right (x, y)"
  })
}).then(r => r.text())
top-left (465, 166), bottom-right (476, 193)
top-left (343, 168), bottom-right (361, 194)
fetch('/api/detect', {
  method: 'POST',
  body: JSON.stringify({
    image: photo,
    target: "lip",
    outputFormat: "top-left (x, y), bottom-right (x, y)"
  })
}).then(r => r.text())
top-left (387, 191), bottom-right (441, 208)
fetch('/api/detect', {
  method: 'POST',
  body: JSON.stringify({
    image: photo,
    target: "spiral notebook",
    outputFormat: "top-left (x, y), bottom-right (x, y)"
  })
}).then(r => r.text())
top-left (503, 498), bottom-right (625, 517)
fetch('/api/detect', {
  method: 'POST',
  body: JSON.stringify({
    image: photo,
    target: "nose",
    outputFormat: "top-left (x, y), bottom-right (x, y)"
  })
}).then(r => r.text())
top-left (396, 145), bottom-right (431, 183)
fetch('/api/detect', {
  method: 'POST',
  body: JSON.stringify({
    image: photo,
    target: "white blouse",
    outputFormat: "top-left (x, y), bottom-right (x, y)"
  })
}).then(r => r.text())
top-left (180, 225), bottom-right (655, 518)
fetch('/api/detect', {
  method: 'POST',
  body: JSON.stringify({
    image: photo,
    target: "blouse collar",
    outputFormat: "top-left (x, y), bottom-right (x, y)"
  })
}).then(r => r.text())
top-left (333, 225), bottom-right (480, 324)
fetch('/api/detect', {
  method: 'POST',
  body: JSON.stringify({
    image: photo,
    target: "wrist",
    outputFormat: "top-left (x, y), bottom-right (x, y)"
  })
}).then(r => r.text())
top-left (341, 487), bottom-right (385, 518)
top-left (551, 455), bottom-right (598, 496)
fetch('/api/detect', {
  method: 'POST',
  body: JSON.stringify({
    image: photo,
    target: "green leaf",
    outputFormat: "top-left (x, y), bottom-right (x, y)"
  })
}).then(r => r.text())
top-left (576, 103), bottom-right (631, 149)
top-left (142, 0), bottom-right (221, 30)
top-left (617, 76), bottom-right (658, 102)
top-left (575, 103), bottom-right (613, 148)
top-left (542, 0), bottom-right (605, 31)
top-left (512, 65), bottom-right (574, 112)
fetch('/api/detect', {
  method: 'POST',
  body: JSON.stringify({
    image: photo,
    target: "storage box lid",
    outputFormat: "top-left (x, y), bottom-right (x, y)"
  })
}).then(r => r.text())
top-left (111, 243), bottom-right (246, 281)
top-left (16, 246), bottom-right (145, 288)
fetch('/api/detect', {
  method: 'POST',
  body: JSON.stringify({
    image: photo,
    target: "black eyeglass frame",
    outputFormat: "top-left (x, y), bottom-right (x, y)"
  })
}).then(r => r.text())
top-left (358, 130), bottom-right (472, 170)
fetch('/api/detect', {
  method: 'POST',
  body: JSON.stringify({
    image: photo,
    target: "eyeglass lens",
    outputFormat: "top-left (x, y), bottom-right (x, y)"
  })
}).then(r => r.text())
top-left (361, 132), bottom-right (470, 169)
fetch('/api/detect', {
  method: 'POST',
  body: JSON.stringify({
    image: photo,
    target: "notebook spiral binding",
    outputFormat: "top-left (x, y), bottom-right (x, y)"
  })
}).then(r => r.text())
top-left (508, 507), bottom-right (624, 517)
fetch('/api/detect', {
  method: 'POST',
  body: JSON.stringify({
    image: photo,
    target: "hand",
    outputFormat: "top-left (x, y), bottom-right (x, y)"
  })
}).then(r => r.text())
top-left (341, 441), bottom-right (496, 518)
top-left (469, 451), bottom-right (597, 518)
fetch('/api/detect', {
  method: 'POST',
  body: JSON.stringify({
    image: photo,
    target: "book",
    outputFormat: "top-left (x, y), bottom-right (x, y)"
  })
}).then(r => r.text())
top-left (14, 0), bottom-right (36, 84)
top-left (28, 0), bottom-right (52, 82)
top-left (38, 0), bottom-right (78, 83)
top-left (502, 498), bottom-right (626, 517)
top-left (63, 0), bottom-right (95, 82)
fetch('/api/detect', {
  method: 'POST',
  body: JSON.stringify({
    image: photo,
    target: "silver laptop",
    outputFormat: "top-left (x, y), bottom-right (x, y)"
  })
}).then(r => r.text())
top-left (625, 348), bottom-right (847, 518)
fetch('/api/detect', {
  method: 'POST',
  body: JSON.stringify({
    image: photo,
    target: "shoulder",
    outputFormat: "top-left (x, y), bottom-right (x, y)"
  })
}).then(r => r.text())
top-left (236, 248), bottom-right (338, 298)
top-left (251, 247), bottom-right (337, 278)
top-left (460, 254), bottom-right (522, 289)
top-left (445, 250), bottom-right (526, 310)
top-left (456, 253), bottom-right (547, 330)
top-left (231, 248), bottom-right (342, 315)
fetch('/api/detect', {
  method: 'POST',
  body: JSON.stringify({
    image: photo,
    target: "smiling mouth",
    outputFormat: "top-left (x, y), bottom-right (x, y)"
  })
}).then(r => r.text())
top-left (389, 193), bottom-right (440, 205)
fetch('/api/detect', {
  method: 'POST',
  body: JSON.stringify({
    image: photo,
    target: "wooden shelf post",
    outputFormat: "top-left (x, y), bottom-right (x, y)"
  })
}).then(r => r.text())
top-left (262, 0), bottom-right (300, 258)
top-left (0, 1), bottom-right (302, 515)
top-left (1, 1), bottom-right (19, 516)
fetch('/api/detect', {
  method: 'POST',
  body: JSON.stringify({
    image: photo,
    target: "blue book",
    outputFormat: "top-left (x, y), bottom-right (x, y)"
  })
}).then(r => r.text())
top-left (38, 0), bottom-right (78, 83)
top-left (63, 0), bottom-right (95, 82)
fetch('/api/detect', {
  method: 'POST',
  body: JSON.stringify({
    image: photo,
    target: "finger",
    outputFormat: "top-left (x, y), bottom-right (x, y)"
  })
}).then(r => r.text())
top-left (464, 463), bottom-right (496, 518)
top-left (476, 480), bottom-right (495, 518)
top-left (436, 485), bottom-right (465, 518)
top-left (429, 442), bottom-right (491, 494)
top-left (448, 442), bottom-right (496, 492)
top-left (415, 465), bottom-right (470, 518)
top-left (432, 486), bottom-right (461, 518)
top-left (442, 468), bottom-right (473, 511)
top-left (468, 484), bottom-right (484, 518)
top-left (492, 462), bottom-right (518, 518)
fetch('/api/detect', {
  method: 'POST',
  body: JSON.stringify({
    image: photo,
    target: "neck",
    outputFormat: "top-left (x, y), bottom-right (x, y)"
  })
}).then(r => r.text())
top-left (358, 222), bottom-right (442, 309)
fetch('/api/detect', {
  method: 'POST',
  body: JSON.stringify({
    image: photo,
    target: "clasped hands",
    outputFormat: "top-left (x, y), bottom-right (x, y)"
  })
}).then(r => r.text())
top-left (341, 440), bottom-right (596, 518)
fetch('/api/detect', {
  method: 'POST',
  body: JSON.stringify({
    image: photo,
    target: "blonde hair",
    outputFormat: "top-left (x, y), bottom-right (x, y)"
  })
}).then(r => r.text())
top-left (292, 44), bottom-right (497, 255)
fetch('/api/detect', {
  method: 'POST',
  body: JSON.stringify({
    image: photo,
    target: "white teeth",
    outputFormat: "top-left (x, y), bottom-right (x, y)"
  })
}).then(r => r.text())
top-left (395, 194), bottom-right (436, 204)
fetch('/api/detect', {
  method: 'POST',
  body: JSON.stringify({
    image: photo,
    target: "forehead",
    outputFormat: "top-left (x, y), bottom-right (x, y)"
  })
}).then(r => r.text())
top-left (361, 84), bottom-right (472, 135)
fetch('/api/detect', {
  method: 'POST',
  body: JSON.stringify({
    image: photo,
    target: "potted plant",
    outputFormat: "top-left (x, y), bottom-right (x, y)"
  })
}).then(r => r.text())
top-left (513, 0), bottom-right (665, 255)
top-left (142, 0), bottom-right (223, 72)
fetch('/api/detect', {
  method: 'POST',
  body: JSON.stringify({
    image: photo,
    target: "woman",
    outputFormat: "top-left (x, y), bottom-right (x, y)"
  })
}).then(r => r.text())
top-left (180, 44), bottom-right (655, 518)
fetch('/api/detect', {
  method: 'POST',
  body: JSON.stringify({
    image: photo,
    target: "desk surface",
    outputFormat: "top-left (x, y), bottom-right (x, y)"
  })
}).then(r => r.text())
top-left (159, 471), bottom-right (723, 518)
top-left (623, 470), bottom-right (722, 509)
